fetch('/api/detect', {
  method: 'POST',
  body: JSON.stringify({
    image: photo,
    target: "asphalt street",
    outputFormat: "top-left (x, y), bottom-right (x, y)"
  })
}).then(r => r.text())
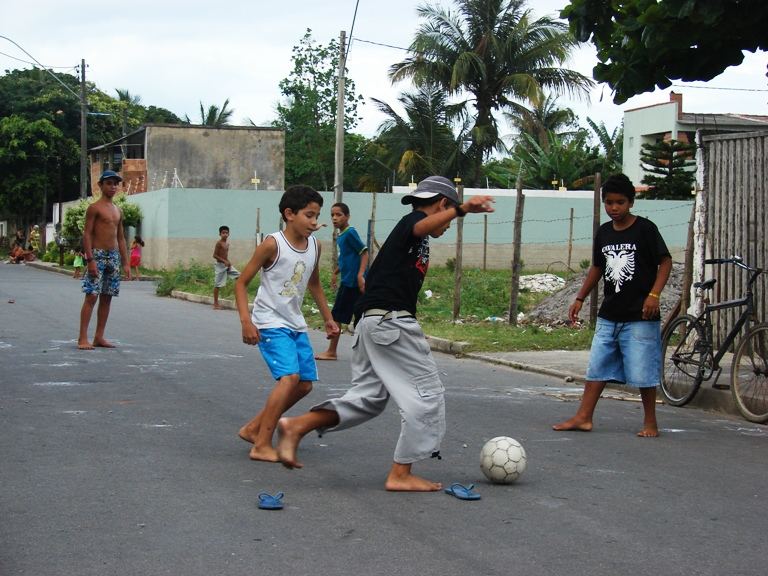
top-left (1, 263), bottom-right (766, 576)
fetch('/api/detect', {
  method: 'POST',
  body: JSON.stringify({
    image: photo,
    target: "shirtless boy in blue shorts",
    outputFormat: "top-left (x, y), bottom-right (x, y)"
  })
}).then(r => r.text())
top-left (77, 170), bottom-right (131, 350)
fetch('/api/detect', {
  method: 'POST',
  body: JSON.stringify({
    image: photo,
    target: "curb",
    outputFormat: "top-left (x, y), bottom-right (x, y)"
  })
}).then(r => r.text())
top-left (466, 352), bottom-right (585, 384)
top-left (25, 261), bottom-right (159, 281)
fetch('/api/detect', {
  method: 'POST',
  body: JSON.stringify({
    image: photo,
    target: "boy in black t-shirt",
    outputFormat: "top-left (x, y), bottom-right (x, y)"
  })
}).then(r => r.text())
top-left (553, 174), bottom-right (672, 437)
top-left (277, 176), bottom-right (494, 491)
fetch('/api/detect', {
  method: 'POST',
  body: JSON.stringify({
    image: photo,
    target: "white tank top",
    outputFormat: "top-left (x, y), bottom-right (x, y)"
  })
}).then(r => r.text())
top-left (251, 231), bottom-right (318, 331)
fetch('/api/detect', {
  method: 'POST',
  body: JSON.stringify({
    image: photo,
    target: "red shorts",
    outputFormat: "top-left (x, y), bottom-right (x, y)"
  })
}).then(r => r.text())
top-left (130, 255), bottom-right (141, 267)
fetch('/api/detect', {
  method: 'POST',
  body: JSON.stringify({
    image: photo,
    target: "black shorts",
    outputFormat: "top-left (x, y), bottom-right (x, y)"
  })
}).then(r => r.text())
top-left (332, 284), bottom-right (362, 325)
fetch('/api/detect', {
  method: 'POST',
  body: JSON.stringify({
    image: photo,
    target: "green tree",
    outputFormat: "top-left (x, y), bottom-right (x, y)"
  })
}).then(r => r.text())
top-left (640, 138), bottom-right (696, 199)
top-left (274, 29), bottom-right (364, 190)
top-left (561, 0), bottom-right (768, 104)
top-left (61, 193), bottom-right (142, 244)
top-left (390, 0), bottom-right (593, 186)
top-left (586, 117), bottom-right (623, 176)
top-left (372, 85), bottom-right (468, 183)
top-left (505, 93), bottom-right (578, 150)
top-left (187, 99), bottom-right (234, 127)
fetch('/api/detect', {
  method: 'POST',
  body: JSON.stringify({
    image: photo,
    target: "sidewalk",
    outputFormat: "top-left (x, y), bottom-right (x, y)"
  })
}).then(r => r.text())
top-left (21, 260), bottom-right (740, 418)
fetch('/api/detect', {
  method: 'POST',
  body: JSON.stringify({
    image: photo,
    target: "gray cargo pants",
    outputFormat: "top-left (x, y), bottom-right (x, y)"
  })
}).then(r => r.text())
top-left (311, 314), bottom-right (446, 464)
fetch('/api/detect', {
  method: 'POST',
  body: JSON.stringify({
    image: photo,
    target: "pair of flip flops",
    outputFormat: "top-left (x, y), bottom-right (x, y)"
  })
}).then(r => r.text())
top-left (444, 483), bottom-right (481, 500)
top-left (258, 492), bottom-right (284, 510)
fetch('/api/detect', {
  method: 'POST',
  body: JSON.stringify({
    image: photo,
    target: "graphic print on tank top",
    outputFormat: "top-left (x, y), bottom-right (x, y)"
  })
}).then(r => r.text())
top-left (602, 244), bottom-right (636, 293)
top-left (279, 260), bottom-right (307, 297)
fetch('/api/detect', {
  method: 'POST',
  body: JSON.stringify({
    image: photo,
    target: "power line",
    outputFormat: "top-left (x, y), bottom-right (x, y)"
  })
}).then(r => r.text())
top-left (352, 37), bottom-right (410, 52)
top-left (0, 35), bottom-right (81, 100)
top-left (346, 0), bottom-right (360, 58)
top-left (671, 83), bottom-right (768, 93)
top-left (0, 49), bottom-right (77, 70)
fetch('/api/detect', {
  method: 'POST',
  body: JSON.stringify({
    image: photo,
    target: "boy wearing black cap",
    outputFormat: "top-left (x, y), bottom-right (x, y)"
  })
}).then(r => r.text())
top-left (277, 176), bottom-right (494, 492)
top-left (77, 170), bottom-right (131, 350)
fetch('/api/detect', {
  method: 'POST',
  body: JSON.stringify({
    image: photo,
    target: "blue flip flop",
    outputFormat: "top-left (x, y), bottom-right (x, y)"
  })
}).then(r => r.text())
top-left (258, 491), bottom-right (284, 510)
top-left (444, 483), bottom-right (481, 501)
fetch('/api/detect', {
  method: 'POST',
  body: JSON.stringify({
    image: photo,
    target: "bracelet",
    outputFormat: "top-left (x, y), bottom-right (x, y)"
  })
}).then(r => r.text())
top-left (454, 204), bottom-right (466, 218)
top-left (648, 292), bottom-right (660, 299)
top-left (575, 297), bottom-right (585, 303)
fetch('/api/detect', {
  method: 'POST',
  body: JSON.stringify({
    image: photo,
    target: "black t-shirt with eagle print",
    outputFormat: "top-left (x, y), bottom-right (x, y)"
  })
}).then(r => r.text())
top-left (593, 216), bottom-right (670, 322)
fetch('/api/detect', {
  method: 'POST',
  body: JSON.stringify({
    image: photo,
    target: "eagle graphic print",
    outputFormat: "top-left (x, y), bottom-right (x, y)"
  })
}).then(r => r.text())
top-left (602, 245), bottom-right (636, 293)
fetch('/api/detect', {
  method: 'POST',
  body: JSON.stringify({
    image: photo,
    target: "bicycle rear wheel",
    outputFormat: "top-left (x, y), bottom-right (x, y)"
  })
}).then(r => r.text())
top-left (661, 315), bottom-right (705, 406)
top-left (731, 323), bottom-right (768, 423)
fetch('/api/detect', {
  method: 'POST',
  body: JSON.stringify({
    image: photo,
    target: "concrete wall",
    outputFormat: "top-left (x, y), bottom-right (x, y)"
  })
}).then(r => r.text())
top-left (125, 188), bottom-right (693, 271)
top-left (145, 125), bottom-right (284, 191)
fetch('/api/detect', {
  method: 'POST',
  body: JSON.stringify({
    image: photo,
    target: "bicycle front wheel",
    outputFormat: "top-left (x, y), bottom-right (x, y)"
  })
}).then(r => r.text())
top-left (731, 323), bottom-right (768, 423)
top-left (661, 315), bottom-right (705, 406)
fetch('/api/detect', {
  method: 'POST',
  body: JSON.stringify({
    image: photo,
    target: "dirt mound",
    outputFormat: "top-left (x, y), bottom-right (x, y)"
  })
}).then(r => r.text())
top-left (525, 262), bottom-right (684, 326)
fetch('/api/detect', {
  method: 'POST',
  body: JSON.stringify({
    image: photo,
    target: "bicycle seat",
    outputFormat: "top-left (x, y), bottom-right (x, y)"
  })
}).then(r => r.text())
top-left (694, 278), bottom-right (717, 290)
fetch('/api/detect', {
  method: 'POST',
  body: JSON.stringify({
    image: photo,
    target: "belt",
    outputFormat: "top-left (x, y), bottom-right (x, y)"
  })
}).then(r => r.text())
top-left (360, 309), bottom-right (414, 321)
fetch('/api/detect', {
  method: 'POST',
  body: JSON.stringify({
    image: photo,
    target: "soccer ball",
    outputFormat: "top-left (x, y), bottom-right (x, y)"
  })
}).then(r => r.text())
top-left (479, 436), bottom-right (527, 484)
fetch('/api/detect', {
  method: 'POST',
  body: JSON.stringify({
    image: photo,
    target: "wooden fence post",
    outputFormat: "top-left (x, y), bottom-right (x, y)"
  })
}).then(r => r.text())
top-left (508, 177), bottom-right (525, 325)
top-left (589, 173), bottom-right (601, 327)
top-left (452, 182), bottom-right (464, 322)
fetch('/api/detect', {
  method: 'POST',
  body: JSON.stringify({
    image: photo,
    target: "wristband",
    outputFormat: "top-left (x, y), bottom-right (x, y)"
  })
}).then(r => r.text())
top-left (454, 204), bottom-right (466, 218)
top-left (648, 292), bottom-right (660, 299)
top-left (575, 297), bottom-right (585, 303)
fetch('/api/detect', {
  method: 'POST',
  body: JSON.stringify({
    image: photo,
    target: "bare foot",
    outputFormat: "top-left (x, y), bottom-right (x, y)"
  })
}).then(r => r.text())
top-left (385, 473), bottom-right (442, 492)
top-left (248, 444), bottom-right (280, 462)
top-left (276, 418), bottom-right (304, 469)
top-left (637, 426), bottom-right (659, 438)
top-left (77, 340), bottom-right (94, 350)
top-left (93, 338), bottom-right (116, 348)
top-left (552, 417), bottom-right (593, 432)
top-left (238, 424), bottom-right (257, 444)
top-left (314, 351), bottom-right (337, 361)
top-left (213, 304), bottom-right (222, 310)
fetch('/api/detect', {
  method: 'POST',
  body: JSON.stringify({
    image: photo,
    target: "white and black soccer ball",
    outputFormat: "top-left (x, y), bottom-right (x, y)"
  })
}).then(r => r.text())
top-left (479, 436), bottom-right (527, 484)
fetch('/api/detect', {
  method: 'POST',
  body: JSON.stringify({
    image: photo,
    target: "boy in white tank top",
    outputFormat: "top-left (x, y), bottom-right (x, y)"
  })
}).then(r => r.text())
top-left (234, 185), bottom-right (339, 462)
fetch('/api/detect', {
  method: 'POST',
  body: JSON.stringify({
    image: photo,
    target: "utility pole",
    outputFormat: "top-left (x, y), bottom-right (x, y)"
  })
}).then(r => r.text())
top-left (79, 59), bottom-right (88, 199)
top-left (333, 30), bottom-right (346, 204)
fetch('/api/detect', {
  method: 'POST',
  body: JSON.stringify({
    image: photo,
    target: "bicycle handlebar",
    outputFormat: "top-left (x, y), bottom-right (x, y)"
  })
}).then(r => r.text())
top-left (704, 256), bottom-right (763, 283)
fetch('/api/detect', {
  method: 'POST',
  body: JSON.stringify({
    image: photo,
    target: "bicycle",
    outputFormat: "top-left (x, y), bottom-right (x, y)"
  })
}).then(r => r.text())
top-left (661, 256), bottom-right (768, 423)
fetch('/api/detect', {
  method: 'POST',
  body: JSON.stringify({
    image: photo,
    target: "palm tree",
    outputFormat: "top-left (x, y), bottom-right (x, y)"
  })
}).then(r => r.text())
top-left (505, 93), bottom-right (578, 150)
top-left (186, 99), bottom-right (234, 127)
top-left (390, 0), bottom-right (593, 186)
top-left (586, 117), bottom-right (623, 176)
top-left (371, 85), bottom-right (469, 182)
top-left (115, 89), bottom-right (142, 159)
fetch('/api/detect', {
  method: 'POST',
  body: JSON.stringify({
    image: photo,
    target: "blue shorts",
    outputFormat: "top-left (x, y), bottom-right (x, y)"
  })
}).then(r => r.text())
top-left (82, 249), bottom-right (121, 296)
top-left (331, 284), bottom-right (362, 325)
top-left (586, 318), bottom-right (662, 388)
top-left (258, 328), bottom-right (318, 381)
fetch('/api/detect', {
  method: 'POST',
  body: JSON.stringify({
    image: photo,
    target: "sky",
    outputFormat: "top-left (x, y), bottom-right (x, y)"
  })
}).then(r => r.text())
top-left (1, 0), bottom-right (766, 140)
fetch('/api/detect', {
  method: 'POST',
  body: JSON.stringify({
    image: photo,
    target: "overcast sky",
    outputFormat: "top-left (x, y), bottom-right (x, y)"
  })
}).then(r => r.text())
top-left (1, 0), bottom-right (766, 139)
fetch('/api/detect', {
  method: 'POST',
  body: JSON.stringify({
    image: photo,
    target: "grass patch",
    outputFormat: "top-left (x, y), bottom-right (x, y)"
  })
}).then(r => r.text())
top-left (154, 262), bottom-right (593, 352)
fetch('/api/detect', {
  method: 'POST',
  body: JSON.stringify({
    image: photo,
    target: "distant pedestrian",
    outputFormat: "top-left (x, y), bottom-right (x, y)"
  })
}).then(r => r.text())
top-left (130, 235), bottom-right (144, 279)
top-left (72, 247), bottom-right (85, 279)
top-left (212, 225), bottom-right (240, 309)
top-left (234, 185), bottom-right (338, 462)
top-left (77, 170), bottom-right (131, 350)
top-left (315, 202), bottom-right (368, 361)
top-left (28, 225), bottom-right (40, 253)
top-left (552, 173), bottom-right (672, 437)
top-left (276, 176), bottom-right (495, 492)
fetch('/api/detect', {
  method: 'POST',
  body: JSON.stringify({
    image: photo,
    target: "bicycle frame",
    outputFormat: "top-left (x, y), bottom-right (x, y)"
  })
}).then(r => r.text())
top-left (690, 258), bottom-right (761, 376)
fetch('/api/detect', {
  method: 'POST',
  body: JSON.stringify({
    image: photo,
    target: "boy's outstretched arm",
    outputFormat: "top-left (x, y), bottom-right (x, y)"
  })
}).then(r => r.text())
top-left (413, 195), bottom-right (495, 238)
top-left (235, 237), bottom-right (277, 345)
top-left (569, 265), bottom-right (602, 324)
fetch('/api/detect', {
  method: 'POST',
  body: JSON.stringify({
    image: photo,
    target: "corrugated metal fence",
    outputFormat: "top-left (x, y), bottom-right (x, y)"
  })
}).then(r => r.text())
top-left (699, 130), bottom-right (768, 345)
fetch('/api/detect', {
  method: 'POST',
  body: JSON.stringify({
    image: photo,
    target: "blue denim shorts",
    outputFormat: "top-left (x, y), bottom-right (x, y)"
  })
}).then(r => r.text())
top-left (586, 318), bottom-right (662, 388)
top-left (258, 328), bottom-right (318, 381)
